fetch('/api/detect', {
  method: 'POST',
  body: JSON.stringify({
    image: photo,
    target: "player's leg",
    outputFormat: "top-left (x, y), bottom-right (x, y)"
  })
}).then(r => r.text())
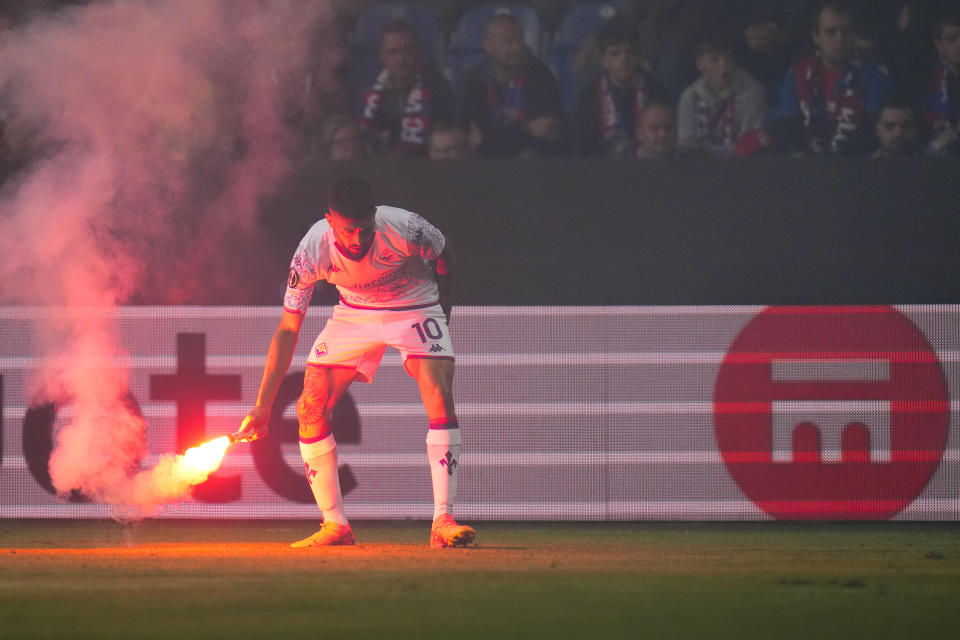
top-left (292, 365), bottom-right (359, 548)
top-left (293, 306), bottom-right (387, 547)
top-left (405, 356), bottom-right (475, 548)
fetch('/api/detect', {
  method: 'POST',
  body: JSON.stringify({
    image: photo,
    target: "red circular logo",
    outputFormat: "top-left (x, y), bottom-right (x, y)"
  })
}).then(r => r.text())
top-left (714, 306), bottom-right (949, 520)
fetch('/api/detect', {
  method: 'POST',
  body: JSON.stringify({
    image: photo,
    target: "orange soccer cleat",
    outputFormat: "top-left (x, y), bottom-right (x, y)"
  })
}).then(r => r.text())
top-left (430, 514), bottom-right (476, 549)
top-left (290, 521), bottom-right (355, 548)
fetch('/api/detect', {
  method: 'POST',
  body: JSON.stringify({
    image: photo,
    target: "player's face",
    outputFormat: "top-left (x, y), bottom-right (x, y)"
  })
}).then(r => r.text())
top-left (380, 31), bottom-right (419, 84)
top-left (875, 107), bottom-right (918, 156)
top-left (935, 25), bottom-right (960, 71)
top-left (601, 44), bottom-right (638, 86)
top-left (697, 50), bottom-right (735, 90)
top-left (813, 8), bottom-right (855, 67)
top-left (326, 209), bottom-right (376, 259)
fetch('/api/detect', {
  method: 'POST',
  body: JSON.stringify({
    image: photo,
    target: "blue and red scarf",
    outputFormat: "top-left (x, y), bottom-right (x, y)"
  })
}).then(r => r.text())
top-left (923, 58), bottom-right (957, 127)
top-left (360, 67), bottom-right (431, 153)
top-left (795, 54), bottom-right (865, 155)
top-left (693, 93), bottom-right (738, 151)
top-left (597, 72), bottom-right (650, 149)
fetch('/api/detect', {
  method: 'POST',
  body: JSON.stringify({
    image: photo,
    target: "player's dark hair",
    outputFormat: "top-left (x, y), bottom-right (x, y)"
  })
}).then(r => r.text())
top-left (596, 22), bottom-right (635, 55)
top-left (328, 177), bottom-right (375, 220)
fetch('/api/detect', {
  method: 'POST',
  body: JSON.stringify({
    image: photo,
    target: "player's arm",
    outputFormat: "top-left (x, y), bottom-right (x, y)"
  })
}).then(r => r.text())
top-left (435, 234), bottom-right (455, 324)
top-left (237, 309), bottom-right (305, 441)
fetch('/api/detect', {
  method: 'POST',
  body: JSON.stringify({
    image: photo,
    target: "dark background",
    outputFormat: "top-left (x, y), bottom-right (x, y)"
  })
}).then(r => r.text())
top-left (254, 158), bottom-right (960, 306)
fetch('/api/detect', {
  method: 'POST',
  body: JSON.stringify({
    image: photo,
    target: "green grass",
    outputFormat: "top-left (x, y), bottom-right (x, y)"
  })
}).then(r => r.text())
top-left (1, 520), bottom-right (959, 639)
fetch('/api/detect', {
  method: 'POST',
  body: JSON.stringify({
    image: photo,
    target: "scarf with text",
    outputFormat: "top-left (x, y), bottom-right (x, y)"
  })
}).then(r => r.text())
top-left (795, 53), bottom-right (865, 155)
top-left (360, 67), bottom-right (431, 152)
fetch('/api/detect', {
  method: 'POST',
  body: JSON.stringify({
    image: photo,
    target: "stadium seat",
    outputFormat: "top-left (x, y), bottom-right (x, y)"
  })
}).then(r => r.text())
top-left (445, 2), bottom-right (545, 99)
top-left (348, 2), bottom-right (441, 111)
top-left (549, 2), bottom-right (624, 123)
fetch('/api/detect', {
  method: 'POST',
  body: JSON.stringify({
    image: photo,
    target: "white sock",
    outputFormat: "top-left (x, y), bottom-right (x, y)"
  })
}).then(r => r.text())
top-left (300, 434), bottom-right (348, 526)
top-left (426, 423), bottom-right (461, 520)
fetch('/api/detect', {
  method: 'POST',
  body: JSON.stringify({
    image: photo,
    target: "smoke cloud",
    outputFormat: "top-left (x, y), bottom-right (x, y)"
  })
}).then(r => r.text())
top-left (0, 0), bottom-right (340, 513)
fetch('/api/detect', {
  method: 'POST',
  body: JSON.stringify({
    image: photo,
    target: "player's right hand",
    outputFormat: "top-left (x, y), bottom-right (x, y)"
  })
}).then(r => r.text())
top-left (236, 406), bottom-right (271, 442)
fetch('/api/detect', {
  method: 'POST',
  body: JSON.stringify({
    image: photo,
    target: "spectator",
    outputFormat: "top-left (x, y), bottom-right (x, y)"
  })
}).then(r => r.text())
top-left (872, 98), bottom-right (922, 157)
top-left (643, 0), bottom-right (716, 103)
top-left (736, 7), bottom-right (797, 106)
top-left (427, 122), bottom-right (471, 160)
top-left (677, 31), bottom-right (766, 157)
top-left (635, 102), bottom-right (679, 158)
top-left (312, 114), bottom-right (364, 160)
top-left (461, 13), bottom-right (566, 158)
top-left (358, 20), bottom-right (456, 157)
top-left (577, 23), bottom-right (666, 158)
top-left (923, 6), bottom-right (960, 156)
top-left (766, 1), bottom-right (892, 156)
top-left (882, 1), bottom-right (938, 101)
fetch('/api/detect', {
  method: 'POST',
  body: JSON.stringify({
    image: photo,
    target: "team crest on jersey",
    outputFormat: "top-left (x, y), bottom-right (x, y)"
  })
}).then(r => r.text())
top-left (379, 248), bottom-right (396, 261)
top-left (288, 269), bottom-right (300, 288)
top-left (314, 343), bottom-right (328, 358)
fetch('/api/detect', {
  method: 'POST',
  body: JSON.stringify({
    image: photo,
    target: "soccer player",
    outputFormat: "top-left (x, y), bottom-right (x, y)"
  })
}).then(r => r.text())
top-left (238, 177), bottom-right (474, 549)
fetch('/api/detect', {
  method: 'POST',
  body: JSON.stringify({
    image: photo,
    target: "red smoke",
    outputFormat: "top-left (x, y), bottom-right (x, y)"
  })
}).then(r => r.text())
top-left (0, 0), bottom-right (340, 512)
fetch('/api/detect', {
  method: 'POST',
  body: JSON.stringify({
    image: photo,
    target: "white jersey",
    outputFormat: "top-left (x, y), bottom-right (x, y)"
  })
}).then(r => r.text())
top-left (283, 205), bottom-right (446, 312)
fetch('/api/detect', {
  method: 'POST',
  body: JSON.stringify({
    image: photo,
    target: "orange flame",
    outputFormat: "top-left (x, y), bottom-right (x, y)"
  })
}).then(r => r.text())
top-left (176, 436), bottom-right (231, 480)
top-left (126, 435), bottom-right (235, 509)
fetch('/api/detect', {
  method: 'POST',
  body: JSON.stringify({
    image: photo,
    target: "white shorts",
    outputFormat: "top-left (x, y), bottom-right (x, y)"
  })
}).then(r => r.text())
top-left (306, 303), bottom-right (454, 382)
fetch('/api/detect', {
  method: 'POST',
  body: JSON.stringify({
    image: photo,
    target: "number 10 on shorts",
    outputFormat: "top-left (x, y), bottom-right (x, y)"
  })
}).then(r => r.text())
top-left (411, 318), bottom-right (444, 343)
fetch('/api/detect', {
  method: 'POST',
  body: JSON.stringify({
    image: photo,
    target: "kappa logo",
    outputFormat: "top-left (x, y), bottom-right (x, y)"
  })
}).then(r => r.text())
top-left (429, 343), bottom-right (445, 353)
top-left (328, 263), bottom-right (341, 273)
top-left (439, 451), bottom-right (457, 476)
top-left (314, 343), bottom-right (328, 358)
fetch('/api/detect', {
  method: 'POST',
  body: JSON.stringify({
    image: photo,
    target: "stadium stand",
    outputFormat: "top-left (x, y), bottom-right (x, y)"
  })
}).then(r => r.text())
top-left (445, 2), bottom-right (545, 99)
top-left (347, 2), bottom-right (441, 111)
top-left (549, 1), bottom-right (625, 125)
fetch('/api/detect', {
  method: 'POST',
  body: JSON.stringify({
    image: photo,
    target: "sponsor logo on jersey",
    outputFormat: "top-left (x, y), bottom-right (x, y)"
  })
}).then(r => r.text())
top-left (314, 343), bottom-right (328, 358)
top-left (429, 343), bottom-right (445, 353)
top-left (328, 263), bottom-right (341, 273)
top-left (287, 269), bottom-right (300, 288)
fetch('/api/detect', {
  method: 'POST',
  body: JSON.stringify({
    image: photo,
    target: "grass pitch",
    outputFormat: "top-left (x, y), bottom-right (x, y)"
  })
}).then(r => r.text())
top-left (1, 520), bottom-right (959, 639)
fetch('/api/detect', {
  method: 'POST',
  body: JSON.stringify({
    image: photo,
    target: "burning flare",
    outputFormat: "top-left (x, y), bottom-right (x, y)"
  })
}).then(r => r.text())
top-left (178, 436), bottom-right (231, 481)
top-left (126, 435), bottom-right (234, 510)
